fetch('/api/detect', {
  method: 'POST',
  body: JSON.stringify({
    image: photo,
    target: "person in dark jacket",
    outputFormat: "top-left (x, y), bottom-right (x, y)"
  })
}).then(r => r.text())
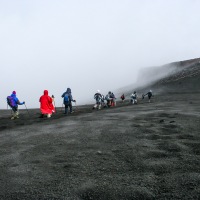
top-left (121, 94), bottom-right (125, 102)
top-left (61, 88), bottom-right (76, 114)
top-left (143, 90), bottom-right (153, 103)
top-left (111, 92), bottom-right (116, 106)
top-left (105, 91), bottom-right (112, 107)
top-left (8, 91), bottom-right (25, 120)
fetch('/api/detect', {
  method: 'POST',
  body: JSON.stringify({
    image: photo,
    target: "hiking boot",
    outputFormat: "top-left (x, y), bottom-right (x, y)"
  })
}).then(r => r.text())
top-left (39, 114), bottom-right (44, 118)
top-left (70, 111), bottom-right (74, 114)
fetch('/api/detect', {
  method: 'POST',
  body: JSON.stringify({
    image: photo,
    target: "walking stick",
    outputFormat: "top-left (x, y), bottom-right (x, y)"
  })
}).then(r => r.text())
top-left (24, 104), bottom-right (30, 116)
top-left (74, 101), bottom-right (78, 112)
top-left (54, 101), bottom-right (56, 112)
top-left (61, 103), bottom-right (64, 112)
top-left (7, 102), bottom-right (13, 115)
top-left (52, 95), bottom-right (56, 112)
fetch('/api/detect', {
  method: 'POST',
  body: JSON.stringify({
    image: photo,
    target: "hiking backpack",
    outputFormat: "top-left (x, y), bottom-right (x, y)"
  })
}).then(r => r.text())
top-left (7, 96), bottom-right (16, 108)
top-left (64, 94), bottom-right (69, 103)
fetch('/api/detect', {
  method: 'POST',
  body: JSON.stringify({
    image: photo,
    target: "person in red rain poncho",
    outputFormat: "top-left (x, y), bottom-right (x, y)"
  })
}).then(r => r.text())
top-left (39, 90), bottom-right (55, 118)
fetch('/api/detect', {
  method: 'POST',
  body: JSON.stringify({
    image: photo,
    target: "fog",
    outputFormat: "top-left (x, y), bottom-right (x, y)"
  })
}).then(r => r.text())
top-left (1, 0), bottom-right (200, 109)
top-left (117, 63), bottom-right (183, 97)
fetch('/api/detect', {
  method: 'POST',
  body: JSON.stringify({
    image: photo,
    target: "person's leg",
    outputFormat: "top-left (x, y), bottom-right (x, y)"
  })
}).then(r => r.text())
top-left (11, 108), bottom-right (15, 119)
top-left (15, 110), bottom-right (19, 118)
top-left (39, 113), bottom-right (44, 118)
top-left (11, 107), bottom-right (18, 119)
top-left (131, 99), bottom-right (134, 104)
top-left (98, 102), bottom-right (101, 109)
top-left (69, 102), bottom-right (73, 113)
top-left (93, 103), bottom-right (97, 109)
top-left (135, 99), bottom-right (138, 104)
top-left (108, 100), bottom-right (111, 106)
top-left (148, 95), bottom-right (151, 103)
top-left (64, 104), bottom-right (68, 114)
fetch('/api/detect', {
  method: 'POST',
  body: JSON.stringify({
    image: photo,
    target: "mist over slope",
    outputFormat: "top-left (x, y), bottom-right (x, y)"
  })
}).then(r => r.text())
top-left (117, 57), bottom-right (200, 97)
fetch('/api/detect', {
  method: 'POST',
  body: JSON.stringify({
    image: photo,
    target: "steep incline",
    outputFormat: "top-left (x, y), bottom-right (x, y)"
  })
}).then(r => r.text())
top-left (133, 58), bottom-right (200, 94)
top-left (153, 59), bottom-right (200, 94)
top-left (117, 57), bottom-right (200, 98)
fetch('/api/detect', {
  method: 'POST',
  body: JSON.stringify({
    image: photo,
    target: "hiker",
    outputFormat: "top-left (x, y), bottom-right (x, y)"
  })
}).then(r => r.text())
top-left (61, 88), bottom-right (76, 114)
top-left (143, 90), bottom-right (153, 103)
top-left (101, 94), bottom-right (106, 108)
top-left (93, 90), bottom-right (102, 110)
top-left (7, 91), bottom-right (25, 120)
top-left (130, 91), bottom-right (138, 104)
top-left (110, 92), bottom-right (116, 106)
top-left (121, 94), bottom-right (125, 102)
top-left (105, 91), bottom-right (112, 107)
top-left (39, 90), bottom-right (55, 118)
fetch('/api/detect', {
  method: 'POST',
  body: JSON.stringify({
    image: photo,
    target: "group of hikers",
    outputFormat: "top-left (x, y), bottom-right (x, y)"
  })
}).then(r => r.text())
top-left (93, 90), bottom-right (117, 110)
top-left (6, 88), bottom-right (76, 120)
top-left (6, 88), bottom-right (152, 120)
top-left (92, 89), bottom-right (153, 110)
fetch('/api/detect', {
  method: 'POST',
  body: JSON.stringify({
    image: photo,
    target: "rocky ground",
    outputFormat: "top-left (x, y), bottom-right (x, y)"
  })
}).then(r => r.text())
top-left (0, 96), bottom-right (200, 199)
top-left (0, 60), bottom-right (200, 199)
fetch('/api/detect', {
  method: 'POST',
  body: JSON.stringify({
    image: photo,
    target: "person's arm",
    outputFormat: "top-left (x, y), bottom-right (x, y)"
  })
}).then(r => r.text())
top-left (70, 94), bottom-right (76, 102)
top-left (144, 93), bottom-right (148, 97)
top-left (17, 99), bottom-right (25, 105)
top-left (61, 92), bottom-right (65, 98)
top-left (51, 95), bottom-right (55, 102)
top-left (48, 96), bottom-right (53, 103)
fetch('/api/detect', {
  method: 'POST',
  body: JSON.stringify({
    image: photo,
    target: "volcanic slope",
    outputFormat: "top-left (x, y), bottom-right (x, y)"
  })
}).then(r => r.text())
top-left (0, 58), bottom-right (200, 199)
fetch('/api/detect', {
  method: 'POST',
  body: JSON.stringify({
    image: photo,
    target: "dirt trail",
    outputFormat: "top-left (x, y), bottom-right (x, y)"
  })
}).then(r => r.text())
top-left (0, 94), bottom-right (200, 199)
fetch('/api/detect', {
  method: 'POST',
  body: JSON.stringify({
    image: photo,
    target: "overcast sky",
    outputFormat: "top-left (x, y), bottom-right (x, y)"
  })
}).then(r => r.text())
top-left (1, 0), bottom-right (200, 108)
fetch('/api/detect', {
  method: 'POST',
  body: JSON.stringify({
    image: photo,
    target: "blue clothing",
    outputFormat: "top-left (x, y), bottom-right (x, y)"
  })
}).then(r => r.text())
top-left (61, 88), bottom-right (75, 114)
top-left (10, 93), bottom-right (24, 107)
top-left (61, 88), bottom-right (74, 103)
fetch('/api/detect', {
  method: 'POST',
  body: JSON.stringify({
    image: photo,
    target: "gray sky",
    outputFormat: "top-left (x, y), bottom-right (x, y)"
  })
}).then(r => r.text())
top-left (1, 0), bottom-right (200, 108)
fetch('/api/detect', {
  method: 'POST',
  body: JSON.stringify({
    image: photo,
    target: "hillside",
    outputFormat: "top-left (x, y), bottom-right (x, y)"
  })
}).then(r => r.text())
top-left (119, 58), bottom-right (200, 98)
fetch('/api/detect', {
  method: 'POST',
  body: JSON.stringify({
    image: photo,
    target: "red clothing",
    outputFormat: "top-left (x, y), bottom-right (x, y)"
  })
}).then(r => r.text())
top-left (39, 90), bottom-right (55, 114)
